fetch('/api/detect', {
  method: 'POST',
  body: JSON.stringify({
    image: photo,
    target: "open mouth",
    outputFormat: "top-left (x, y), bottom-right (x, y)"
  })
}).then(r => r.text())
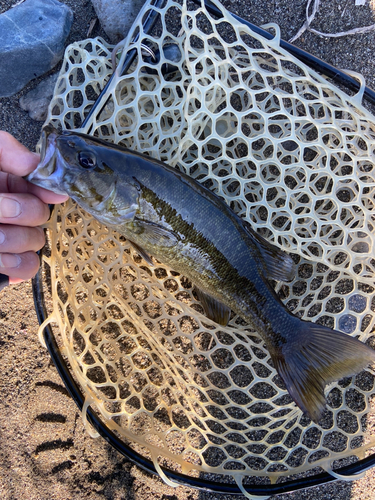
top-left (26, 125), bottom-right (69, 196)
top-left (36, 125), bottom-right (59, 177)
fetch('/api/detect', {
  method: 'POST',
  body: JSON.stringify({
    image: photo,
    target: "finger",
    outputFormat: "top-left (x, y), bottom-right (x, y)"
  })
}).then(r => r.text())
top-left (9, 278), bottom-right (25, 284)
top-left (0, 225), bottom-right (45, 253)
top-left (0, 131), bottom-right (40, 176)
top-left (0, 193), bottom-right (50, 227)
top-left (9, 278), bottom-right (27, 285)
top-left (0, 171), bottom-right (69, 204)
top-left (0, 251), bottom-right (40, 280)
top-left (28, 183), bottom-right (70, 204)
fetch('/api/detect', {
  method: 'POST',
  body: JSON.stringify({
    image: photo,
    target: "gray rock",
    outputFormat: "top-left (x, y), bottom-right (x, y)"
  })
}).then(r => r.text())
top-left (19, 73), bottom-right (59, 121)
top-left (91, 0), bottom-right (144, 43)
top-left (0, 0), bottom-right (73, 98)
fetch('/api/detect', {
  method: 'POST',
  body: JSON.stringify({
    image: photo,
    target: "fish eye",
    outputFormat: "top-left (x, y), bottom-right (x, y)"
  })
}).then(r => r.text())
top-left (78, 151), bottom-right (96, 169)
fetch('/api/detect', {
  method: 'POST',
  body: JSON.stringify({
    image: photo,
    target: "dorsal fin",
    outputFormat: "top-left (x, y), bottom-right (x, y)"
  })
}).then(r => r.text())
top-left (244, 224), bottom-right (296, 282)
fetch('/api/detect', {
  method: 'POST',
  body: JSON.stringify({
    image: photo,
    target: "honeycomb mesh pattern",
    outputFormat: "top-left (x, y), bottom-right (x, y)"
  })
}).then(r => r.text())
top-left (39, 0), bottom-right (375, 492)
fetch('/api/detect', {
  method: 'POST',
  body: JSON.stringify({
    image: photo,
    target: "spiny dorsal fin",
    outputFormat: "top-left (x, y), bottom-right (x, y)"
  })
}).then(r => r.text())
top-left (195, 287), bottom-right (231, 326)
top-left (273, 323), bottom-right (375, 423)
top-left (244, 223), bottom-right (296, 282)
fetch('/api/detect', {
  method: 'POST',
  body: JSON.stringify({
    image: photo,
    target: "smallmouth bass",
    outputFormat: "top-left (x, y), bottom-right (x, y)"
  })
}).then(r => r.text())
top-left (27, 125), bottom-right (375, 423)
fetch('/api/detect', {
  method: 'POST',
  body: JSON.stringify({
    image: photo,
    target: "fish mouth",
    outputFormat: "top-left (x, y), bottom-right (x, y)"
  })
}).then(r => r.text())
top-left (26, 125), bottom-right (69, 196)
top-left (38, 125), bottom-right (58, 174)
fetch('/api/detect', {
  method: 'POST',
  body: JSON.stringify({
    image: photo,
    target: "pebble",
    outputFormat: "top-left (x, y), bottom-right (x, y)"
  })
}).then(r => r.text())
top-left (91, 0), bottom-right (145, 43)
top-left (19, 73), bottom-right (59, 121)
top-left (0, 0), bottom-right (73, 98)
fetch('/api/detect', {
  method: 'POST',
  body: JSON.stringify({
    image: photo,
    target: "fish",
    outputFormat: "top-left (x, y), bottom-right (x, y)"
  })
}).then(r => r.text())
top-left (27, 124), bottom-right (375, 423)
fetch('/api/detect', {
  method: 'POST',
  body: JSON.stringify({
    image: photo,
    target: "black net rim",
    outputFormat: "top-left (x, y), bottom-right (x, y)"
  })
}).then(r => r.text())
top-left (31, 0), bottom-right (375, 495)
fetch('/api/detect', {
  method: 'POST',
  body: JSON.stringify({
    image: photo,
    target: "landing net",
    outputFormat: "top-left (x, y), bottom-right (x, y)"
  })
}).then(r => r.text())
top-left (37, 0), bottom-right (375, 494)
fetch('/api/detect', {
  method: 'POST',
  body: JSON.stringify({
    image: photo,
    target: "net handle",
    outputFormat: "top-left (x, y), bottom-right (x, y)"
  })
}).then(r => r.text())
top-left (81, 0), bottom-right (166, 133)
top-left (197, 0), bottom-right (375, 107)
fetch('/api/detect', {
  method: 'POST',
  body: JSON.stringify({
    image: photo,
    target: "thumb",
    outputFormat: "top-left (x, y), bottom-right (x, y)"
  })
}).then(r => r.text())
top-left (0, 131), bottom-right (40, 177)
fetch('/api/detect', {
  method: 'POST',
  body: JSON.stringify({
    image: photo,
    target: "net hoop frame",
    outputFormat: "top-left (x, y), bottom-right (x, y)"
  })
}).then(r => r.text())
top-left (31, 0), bottom-right (375, 496)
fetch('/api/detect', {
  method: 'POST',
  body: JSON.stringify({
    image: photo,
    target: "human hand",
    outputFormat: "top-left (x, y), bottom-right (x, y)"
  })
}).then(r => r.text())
top-left (0, 131), bottom-right (69, 285)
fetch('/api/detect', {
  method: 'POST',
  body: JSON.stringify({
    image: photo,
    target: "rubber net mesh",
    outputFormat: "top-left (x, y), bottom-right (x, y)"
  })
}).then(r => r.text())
top-left (38, 0), bottom-right (375, 493)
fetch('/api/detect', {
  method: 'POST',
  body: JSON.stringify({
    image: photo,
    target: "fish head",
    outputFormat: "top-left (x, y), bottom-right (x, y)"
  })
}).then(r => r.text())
top-left (27, 125), bottom-right (140, 225)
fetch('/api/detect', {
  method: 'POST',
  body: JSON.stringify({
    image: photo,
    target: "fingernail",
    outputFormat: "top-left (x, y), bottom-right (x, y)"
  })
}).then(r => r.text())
top-left (0, 231), bottom-right (5, 245)
top-left (0, 197), bottom-right (21, 218)
top-left (0, 253), bottom-right (21, 268)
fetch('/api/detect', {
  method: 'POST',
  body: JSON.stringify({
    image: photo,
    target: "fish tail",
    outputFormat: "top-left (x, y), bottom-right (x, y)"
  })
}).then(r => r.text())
top-left (272, 322), bottom-right (375, 423)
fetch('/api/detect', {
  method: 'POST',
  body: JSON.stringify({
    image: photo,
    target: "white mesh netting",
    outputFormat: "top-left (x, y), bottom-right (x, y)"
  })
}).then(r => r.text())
top-left (38, 0), bottom-right (375, 493)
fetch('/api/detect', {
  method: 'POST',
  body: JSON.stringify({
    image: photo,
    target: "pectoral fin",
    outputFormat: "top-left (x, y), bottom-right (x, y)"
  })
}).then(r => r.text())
top-left (132, 219), bottom-right (180, 248)
top-left (195, 287), bottom-right (231, 326)
top-left (244, 224), bottom-right (296, 282)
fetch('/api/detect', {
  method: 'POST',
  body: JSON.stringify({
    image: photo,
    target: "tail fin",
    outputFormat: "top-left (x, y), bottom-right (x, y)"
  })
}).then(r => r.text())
top-left (273, 323), bottom-right (375, 423)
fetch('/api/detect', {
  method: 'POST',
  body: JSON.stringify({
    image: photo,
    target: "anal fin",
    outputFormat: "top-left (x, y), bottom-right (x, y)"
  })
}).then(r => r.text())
top-left (195, 287), bottom-right (231, 326)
